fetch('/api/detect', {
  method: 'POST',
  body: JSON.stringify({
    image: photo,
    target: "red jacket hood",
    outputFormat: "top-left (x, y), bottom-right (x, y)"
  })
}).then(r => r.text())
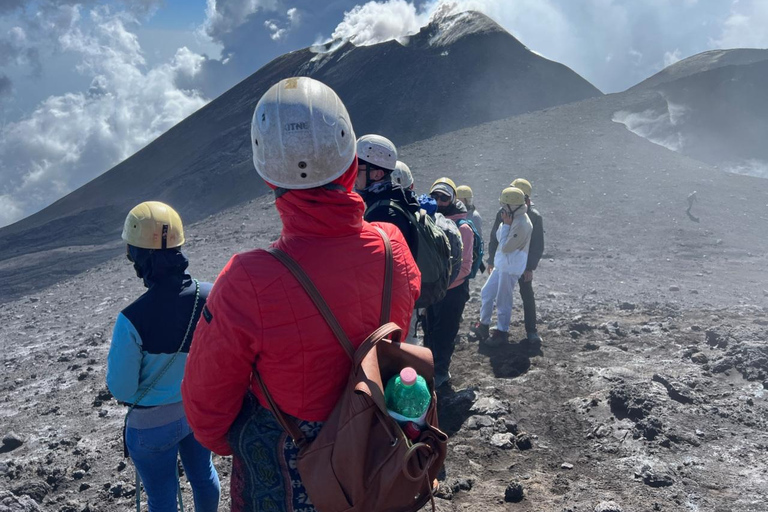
top-left (276, 188), bottom-right (365, 239)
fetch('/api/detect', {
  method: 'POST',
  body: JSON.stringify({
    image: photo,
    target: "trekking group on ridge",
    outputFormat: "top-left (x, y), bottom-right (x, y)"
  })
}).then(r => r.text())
top-left (106, 77), bottom-right (544, 512)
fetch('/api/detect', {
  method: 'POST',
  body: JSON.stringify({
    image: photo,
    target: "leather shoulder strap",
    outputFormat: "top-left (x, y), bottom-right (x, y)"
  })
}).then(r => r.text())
top-left (259, 228), bottom-right (394, 446)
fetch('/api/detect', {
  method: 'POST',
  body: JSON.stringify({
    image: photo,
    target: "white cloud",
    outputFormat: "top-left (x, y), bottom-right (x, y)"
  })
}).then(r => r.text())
top-left (330, 0), bottom-right (425, 46)
top-left (203, 0), bottom-right (279, 40)
top-left (725, 160), bottom-right (768, 179)
top-left (663, 49), bottom-right (682, 67)
top-left (612, 96), bottom-right (689, 152)
top-left (713, 1), bottom-right (768, 49)
top-left (0, 7), bottom-right (208, 228)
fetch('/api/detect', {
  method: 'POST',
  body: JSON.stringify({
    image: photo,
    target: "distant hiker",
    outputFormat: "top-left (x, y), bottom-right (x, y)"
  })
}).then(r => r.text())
top-left (357, 135), bottom-right (421, 256)
top-left (473, 188), bottom-right (533, 346)
top-left (107, 201), bottom-right (220, 512)
top-left (456, 185), bottom-right (484, 244)
top-left (181, 78), bottom-right (421, 512)
top-left (424, 177), bottom-right (475, 388)
top-left (391, 160), bottom-right (414, 191)
top-left (483, 178), bottom-right (544, 343)
top-left (686, 190), bottom-right (700, 222)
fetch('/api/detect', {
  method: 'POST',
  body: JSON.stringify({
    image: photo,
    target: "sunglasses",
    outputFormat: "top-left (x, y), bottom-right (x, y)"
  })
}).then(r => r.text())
top-left (431, 192), bottom-right (451, 202)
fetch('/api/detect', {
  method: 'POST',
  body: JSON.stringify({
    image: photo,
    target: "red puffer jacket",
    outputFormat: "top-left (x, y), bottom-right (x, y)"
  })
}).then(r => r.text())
top-left (182, 184), bottom-right (421, 456)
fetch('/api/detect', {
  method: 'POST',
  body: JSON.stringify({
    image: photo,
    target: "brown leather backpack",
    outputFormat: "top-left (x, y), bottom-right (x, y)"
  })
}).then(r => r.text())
top-left (259, 228), bottom-right (448, 512)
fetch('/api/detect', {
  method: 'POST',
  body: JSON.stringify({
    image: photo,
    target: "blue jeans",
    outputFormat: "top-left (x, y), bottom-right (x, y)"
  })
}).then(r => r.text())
top-left (126, 416), bottom-right (220, 512)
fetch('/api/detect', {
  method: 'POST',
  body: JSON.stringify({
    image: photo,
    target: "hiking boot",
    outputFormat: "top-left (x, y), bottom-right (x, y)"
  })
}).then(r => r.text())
top-left (435, 371), bottom-right (452, 389)
top-left (527, 332), bottom-right (542, 343)
top-left (483, 329), bottom-right (508, 347)
top-left (470, 322), bottom-right (490, 341)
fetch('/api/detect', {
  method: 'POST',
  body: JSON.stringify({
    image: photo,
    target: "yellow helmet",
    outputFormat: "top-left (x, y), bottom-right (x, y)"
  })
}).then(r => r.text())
top-left (500, 187), bottom-right (526, 207)
top-left (456, 185), bottom-right (473, 200)
top-left (510, 178), bottom-right (532, 197)
top-left (430, 177), bottom-right (457, 200)
top-left (122, 201), bottom-right (185, 249)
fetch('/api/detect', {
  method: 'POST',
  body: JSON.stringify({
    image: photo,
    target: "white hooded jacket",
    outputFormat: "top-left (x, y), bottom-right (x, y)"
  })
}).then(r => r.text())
top-left (493, 211), bottom-right (533, 276)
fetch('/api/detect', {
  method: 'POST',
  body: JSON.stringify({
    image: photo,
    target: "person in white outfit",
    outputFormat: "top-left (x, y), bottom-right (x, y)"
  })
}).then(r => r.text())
top-left (475, 187), bottom-right (532, 346)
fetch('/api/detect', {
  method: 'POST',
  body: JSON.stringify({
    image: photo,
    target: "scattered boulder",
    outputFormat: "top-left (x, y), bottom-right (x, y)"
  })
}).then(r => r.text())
top-left (609, 383), bottom-right (654, 420)
top-left (669, 286), bottom-right (680, 292)
top-left (504, 482), bottom-right (525, 503)
top-left (0, 433), bottom-right (23, 454)
top-left (515, 432), bottom-right (533, 450)
top-left (10, 482), bottom-right (50, 504)
top-left (595, 501), bottom-right (623, 512)
top-left (0, 491), bottom-right (42, 512)
top-left (561, 462), bottom-right (574, 470)
top-left (490, 433), bottom-right (515, 449)
top-left (640, 464), bottom-right (675, 488)
top-left (636, 416), bottom-right (664, 441)
top-left (619, 302), bottom-right (636, 311)
top-left (690, 352), bottom-right (708, 364)
top-left (470, 396), bottom-right (508, 418)
top-left (466, 415), bottom-right (494, 430)
top-left (706, 329), bottom-right (728, 349)
top-left (652, 374), bottom-right (695, 405)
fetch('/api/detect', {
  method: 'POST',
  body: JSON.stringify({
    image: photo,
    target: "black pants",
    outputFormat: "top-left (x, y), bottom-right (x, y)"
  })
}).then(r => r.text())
top-left (518, 276), bottom-right (537, 334)
top-left (424, 280), bottom-right (470, 378)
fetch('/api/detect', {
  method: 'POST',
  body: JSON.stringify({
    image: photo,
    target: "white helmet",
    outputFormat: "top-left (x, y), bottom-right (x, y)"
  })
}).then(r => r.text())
top-left (391, 161), bottom-right (413, 189)
top-left (356, 134), bottom-right (397, 171)
top-left (251, 77), bottom-right (356, 189)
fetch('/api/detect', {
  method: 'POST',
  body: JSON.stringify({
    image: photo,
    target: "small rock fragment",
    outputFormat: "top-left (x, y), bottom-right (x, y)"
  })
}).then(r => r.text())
top-left (690, 353), bottom-right (708, 364)
top-left (595, 501), bottom-right (623, 512)
top-left (504, 482), bottom-right (524, 503)
top-left (490, 433), bottom-right (515, 449)
top-left (561, 462), bottom-right (574, 470)
top-left (515, 432), bottom-right (533, 450)
top-left (669, 285), bottom-right (680, 292)
top-left (0, 433), bottom-right (23, 453)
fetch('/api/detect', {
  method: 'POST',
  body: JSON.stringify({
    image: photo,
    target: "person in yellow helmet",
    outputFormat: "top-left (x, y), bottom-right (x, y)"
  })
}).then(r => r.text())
top-left (426, 177), bottom-right (475, 387)
top-left (456, 185), bottom-right (484, 243)
top-left (107, 201), bottom-right (221, 511)
top-left (483, 178), bottom-right (544, 343)
top-left (474, 188), bottom-right (533, 346)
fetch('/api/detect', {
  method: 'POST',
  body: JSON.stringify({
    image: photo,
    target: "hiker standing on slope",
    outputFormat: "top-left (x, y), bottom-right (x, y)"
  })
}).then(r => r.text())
top-left (356, 134), bottom-right (421, 256)
top-left (107, 201), bottom-right (220, 512)
top-left (456, 185), bottom-right (484, 245)
top-left (181, 78), bottom-right (420, 512)
top-left (473, 188), bottom-right (533, 346)
top-left (485, 178), bottom-right (544, 343)
top-left (424, 178), bottom-right (475, 388)
top-left (390, 159), bottom-right (424, 344)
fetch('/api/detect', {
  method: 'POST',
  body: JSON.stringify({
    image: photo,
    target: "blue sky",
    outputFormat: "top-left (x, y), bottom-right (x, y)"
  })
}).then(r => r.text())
top-left (0, 0), bottom-right (767, 228)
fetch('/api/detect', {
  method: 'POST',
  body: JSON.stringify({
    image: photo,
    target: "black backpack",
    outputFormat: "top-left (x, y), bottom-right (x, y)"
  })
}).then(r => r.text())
top-left (433, 213), bottom-right (463, 285)
top-left (366, 200), bottom-right (451, 308)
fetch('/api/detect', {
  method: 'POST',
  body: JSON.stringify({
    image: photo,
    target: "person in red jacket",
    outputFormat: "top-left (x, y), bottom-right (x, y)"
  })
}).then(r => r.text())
top-left (181, 77), bottom-right (420, 512)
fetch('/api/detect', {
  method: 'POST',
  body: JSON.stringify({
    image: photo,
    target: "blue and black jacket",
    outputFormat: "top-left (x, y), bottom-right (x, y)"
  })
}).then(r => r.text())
top-left (106, 247), bottom-right (212, 407)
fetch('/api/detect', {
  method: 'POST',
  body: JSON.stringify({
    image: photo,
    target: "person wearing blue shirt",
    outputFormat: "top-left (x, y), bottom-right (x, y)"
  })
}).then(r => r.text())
top-left (107, 201), bottom-right (220, 512)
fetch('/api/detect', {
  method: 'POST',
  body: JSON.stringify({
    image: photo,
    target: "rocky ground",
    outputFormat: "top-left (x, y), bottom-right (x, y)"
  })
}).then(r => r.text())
top-left (1, 191), bottom-right (767, 511)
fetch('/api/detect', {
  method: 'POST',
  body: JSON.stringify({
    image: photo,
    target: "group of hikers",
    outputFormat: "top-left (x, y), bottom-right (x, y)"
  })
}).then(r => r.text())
top-left (105, 77), bottom-right (544, 512)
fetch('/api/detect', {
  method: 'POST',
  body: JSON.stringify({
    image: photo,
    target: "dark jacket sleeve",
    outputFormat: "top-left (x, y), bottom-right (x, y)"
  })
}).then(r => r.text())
top-left (365, 205), bottom-right (418, 258)
top-left (487, 209), bottom-right (502, 266)
top-left (526, 210), bottom-right (544, 271)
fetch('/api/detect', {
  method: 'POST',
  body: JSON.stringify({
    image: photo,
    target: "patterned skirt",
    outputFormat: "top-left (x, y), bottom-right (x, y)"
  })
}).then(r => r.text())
top-left (228, 393), bottom-right (322, 512)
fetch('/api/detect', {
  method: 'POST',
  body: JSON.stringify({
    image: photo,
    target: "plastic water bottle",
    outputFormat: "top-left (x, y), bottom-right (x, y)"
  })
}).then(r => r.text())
top-left (385, 367), bottom-right (431, 427)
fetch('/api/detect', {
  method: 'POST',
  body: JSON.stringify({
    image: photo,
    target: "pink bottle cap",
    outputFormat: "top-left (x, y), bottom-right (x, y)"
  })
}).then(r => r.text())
top-left (400, 367), bottom-right (417, 386)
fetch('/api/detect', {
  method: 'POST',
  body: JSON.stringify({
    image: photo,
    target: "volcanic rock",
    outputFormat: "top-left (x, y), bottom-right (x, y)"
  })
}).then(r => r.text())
top-left (0, 433), bottom-right (23, 454)
top-left (0, 491), bottom-right (42, 512)
top-left (470, 396), bottom-right (508, 417)
top-left (640, 465), bottom-right (675, 487)
top-left (594, 501), bottom-right (623, 512)
top-left (504, 482), bottom-right (525, 503)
